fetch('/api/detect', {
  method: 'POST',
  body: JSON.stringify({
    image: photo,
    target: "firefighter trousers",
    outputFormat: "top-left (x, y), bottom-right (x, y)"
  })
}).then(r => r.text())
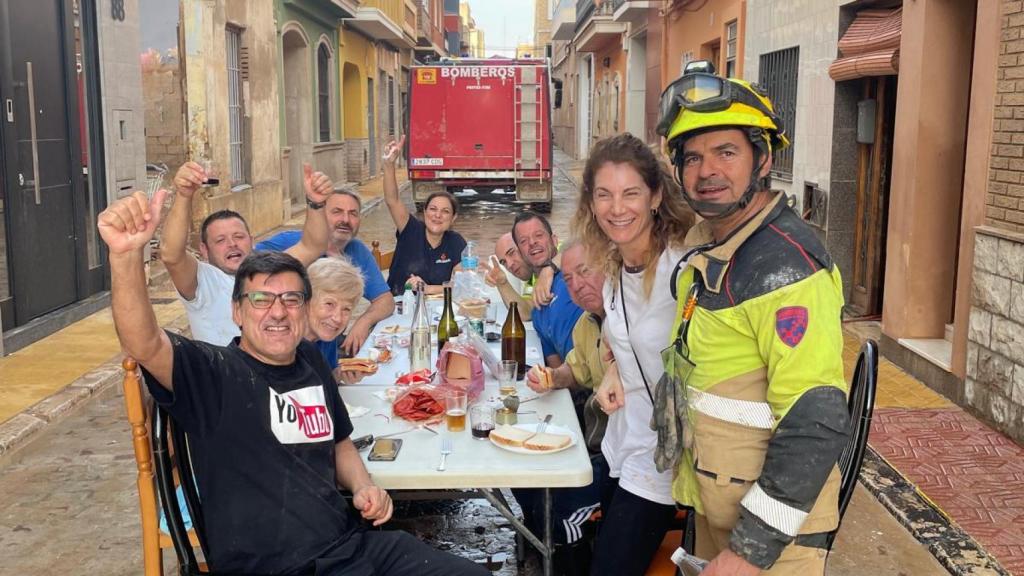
top-left (694, 513), bottom-right (827, 574)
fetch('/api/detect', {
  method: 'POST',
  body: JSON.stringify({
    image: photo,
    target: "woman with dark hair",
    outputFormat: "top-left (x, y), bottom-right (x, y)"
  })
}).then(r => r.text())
top-left (381, 136), bottom-right (467, 295)
top-left (572, 133), bottom-right (695, 576)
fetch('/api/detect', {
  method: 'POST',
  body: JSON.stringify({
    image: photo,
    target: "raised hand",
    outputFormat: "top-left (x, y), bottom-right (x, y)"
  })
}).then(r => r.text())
top-left (97, 190), bottom-right (169, 255)
top-left (382, 135), bottom-right (406, 167)
top-left (303, 163), bottom-right (333, 205)
top-left (172, 161), bottom-right (205, 199)
top-left (481, 255), bottom-right (508, 287)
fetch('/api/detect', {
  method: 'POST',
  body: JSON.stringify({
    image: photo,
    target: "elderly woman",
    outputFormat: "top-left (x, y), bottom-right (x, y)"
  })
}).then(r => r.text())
top-left (573, 133), bottom-right (695, 576)
top-left (381, 136), bottom-right (467, 295)
top-left (305, 257), bottom-right (364, 380)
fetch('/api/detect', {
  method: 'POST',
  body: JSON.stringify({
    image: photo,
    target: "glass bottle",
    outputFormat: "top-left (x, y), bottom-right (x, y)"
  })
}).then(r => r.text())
top-left (437, 284), bottom-right (460, 356)
top-left (409, 282), bottom-right (431, 373)
top-left (401, 281), bottom-right (414, 317)
top-left (501, 301), bottom-right (526, 379)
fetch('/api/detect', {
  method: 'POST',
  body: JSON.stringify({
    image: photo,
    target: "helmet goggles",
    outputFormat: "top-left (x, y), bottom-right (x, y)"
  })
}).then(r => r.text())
top-left (655, 73), bottom-right (782, 140)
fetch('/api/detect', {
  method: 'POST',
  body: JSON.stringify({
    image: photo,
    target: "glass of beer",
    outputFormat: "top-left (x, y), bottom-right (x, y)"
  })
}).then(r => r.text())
top-left (445, 389), bottom-right (468, 432)
top-left (498, 360), bottom-right (518, 396)
top-left (470, 404), bottom-right (496, 439)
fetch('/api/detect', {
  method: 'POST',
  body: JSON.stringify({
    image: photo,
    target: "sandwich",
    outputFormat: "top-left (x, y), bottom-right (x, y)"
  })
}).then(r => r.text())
top-left (489, 424), bottom-right (535, 448)
top-left (523, 432), bottom-right (572, 452)
top-left (337, 358), bottom-right (378, 374)
top-left (530, 365), bottom-right (554, 390)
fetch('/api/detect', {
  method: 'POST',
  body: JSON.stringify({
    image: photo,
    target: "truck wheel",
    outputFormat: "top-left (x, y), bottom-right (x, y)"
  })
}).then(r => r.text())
top-left (532, 202), bottom-right (552, 214)
top-left (415, 202), bottom-right (426, 214)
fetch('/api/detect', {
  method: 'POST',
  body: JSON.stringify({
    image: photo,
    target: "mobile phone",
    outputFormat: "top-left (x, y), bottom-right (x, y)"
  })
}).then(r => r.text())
top-left (352, 434), bottom-right (374, 451)
top-left (368, 438), bottom-right (402, 461)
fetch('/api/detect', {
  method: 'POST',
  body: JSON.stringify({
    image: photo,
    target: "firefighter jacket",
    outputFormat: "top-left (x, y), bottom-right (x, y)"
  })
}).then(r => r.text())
top-left (666, 192), bottom-right (851, 569)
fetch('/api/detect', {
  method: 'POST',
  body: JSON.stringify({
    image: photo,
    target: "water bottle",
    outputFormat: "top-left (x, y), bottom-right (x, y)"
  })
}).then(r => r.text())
top-left (461, 241), bottom-right (479, 271)
top-left (401, 282), bottom-right (414, 317)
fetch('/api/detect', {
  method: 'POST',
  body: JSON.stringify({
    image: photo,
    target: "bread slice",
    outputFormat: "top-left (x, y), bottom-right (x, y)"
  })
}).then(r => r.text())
top-left (523, 432), bottom-right (572, 451)
top-left (490, 424), bottom-right (535, 448)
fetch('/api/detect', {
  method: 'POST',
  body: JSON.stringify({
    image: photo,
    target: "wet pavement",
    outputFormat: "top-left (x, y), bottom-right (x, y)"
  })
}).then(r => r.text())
top-left (0, 149), bottom-right (949, 575)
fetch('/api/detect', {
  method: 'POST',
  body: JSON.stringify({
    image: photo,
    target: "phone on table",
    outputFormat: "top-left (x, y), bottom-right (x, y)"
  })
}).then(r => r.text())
top-left (368, 438), bottom-right (403, 461)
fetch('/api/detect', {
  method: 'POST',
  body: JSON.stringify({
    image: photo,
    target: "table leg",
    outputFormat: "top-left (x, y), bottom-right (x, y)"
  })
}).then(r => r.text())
top-left (479, 488), bottom-right (549, 555)
top-left (543, 488), bottom-right (553, 576)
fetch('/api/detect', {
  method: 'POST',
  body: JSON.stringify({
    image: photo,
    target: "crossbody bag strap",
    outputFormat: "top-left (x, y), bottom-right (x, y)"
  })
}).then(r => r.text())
top-left (620, 267), bottom-right (656, 405)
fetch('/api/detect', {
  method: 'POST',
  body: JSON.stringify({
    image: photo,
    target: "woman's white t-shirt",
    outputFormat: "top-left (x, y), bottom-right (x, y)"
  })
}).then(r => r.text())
top-left (601, 245), bottom-right (688, 506)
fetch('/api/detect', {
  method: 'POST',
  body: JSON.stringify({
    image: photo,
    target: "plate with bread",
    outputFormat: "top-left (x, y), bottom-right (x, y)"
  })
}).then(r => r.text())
top-left (489, 423), bottom-right (577, 455)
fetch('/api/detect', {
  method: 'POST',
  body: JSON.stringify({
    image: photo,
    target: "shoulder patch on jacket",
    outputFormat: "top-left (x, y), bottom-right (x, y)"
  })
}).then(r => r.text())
top-left (775, 306), bottom-right (809, 347)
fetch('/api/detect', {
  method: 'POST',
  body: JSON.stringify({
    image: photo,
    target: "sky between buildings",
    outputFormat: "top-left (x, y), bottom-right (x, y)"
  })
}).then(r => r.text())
top-left (467, 0), bottom-right (536, 57)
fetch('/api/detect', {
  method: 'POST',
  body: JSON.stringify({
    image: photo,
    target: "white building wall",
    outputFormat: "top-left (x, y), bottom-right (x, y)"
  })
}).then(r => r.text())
top-left (744, 0), bottom-right (840, 213)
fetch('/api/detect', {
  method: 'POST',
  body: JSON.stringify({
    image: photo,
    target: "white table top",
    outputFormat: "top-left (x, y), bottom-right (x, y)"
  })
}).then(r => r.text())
top-left (340, 384), bottom-right (593, 490)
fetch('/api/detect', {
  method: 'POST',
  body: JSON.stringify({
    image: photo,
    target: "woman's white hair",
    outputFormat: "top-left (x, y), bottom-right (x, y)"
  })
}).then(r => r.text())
top-left (307, 256), bottom-right (364, 304)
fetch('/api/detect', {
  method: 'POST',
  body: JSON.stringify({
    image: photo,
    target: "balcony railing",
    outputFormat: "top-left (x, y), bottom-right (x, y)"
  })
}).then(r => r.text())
top-left (576, 0), bottom-right (614, 30)
top-left (417, 1), bottom-right (445, 50)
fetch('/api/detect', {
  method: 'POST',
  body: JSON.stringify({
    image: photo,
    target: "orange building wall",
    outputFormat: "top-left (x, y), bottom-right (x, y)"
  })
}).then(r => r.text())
top-left (662, 0), bottom-right (745, 86)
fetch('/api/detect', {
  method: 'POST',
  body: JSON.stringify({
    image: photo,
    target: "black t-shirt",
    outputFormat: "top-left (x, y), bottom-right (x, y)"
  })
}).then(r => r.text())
top-left (142, 334), bottom-right (355, 575)
top-left (386, 216), bottom-right (467, 293)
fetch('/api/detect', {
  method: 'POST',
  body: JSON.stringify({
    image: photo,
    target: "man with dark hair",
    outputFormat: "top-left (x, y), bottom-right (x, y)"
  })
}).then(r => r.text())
top-left (99, 190), bottom-right (490, 576)
top-left (163, 161), bottom-right (333, 345)
top-left (511, 211), bottom-right (582, 368)
top-left (256, 187), bottom-right (396, 356)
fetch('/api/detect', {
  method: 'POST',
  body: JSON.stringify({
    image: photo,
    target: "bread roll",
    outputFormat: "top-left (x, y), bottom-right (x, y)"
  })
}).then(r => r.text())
top-left (490, 424), bottom-right (534, 448)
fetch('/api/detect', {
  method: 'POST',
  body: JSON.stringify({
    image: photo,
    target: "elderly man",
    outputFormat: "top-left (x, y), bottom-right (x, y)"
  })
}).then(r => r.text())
top-left (99, 189), bottom-right (489, 576)
top-left (163, 161), bottom-right (332, 345)
top-left (481, 232), bottom-right (535, 321)
top-left (256, 188), bottom-right (396, 355)
top-left (511, 211), bottom-right (582, 368)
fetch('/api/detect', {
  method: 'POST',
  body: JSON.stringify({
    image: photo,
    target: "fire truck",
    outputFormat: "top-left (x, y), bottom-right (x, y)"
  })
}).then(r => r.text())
top-left (407, 58), bottom-right (553, 212)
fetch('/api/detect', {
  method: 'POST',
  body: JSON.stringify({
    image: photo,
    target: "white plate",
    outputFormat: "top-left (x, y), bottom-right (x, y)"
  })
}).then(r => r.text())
top-left (489, 423), bottom-right (577, 455)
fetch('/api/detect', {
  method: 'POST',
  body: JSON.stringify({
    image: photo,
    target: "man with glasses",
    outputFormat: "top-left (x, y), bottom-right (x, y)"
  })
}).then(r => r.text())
top-left (98, 190), bottom-right (490, 576)
top-left (656, 61), bottom-right (849, 575)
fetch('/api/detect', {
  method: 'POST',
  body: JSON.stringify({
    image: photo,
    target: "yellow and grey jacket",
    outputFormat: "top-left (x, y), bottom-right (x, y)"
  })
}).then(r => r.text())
top-left (668, 192), bottom-right (850, 568)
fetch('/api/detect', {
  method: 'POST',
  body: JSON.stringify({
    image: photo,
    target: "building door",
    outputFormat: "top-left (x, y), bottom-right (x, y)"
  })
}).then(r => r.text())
top-left (367, 78), bottom-right (376, 176)
top-left (850, 75), bottom-right (897, 317)
top-left (0, 0), bottom-right (82, 327)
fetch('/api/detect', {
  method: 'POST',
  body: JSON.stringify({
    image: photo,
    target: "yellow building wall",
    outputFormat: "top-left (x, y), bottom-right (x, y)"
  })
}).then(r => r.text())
top-left (341, 28), bottom-right (376, 139)
top-left (663, 0), bottom-right (745, 86)
top-left (362, 0), bottom-right (405, 27)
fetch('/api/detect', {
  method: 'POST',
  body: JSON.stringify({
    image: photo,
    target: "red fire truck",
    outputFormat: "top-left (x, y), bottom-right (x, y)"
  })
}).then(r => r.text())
top-left (407, 58), bottom-right (553, 212)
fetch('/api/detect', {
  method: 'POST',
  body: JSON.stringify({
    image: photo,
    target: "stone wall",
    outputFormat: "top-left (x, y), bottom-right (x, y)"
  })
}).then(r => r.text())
top-left (346, 138), bottom-right (370, 183)
top-left (989, 0), bottom-right (1024, 232)
top-left (142, 62), bottom-right (186, 179)
top-left (966, 226), bottom-right (1024, 443)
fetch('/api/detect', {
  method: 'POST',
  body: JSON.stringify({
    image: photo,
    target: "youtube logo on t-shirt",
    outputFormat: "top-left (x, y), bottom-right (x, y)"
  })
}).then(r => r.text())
top-left (269, 386), bottom-right (334, 444)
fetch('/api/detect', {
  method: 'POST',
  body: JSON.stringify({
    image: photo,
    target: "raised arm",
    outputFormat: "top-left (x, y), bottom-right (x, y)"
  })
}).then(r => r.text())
top-left (99, 190), bottom-right (175, 389)
top-left (285, 163), bottom-right (331, 266)
top-left (481, 256), bottom-right (533, 320)
top-left (161, 162), bottom-right (205, 300)
top-left (382, 136), bottom-right (410, 233)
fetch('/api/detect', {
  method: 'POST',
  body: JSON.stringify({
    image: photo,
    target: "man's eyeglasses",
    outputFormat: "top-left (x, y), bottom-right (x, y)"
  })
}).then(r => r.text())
top-left (239, 290), bottom-right (306, 309)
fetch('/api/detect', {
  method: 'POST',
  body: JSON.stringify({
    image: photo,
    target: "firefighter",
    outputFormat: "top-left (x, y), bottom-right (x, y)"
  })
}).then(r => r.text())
top-left (654, 61), bottom-right (851, 574)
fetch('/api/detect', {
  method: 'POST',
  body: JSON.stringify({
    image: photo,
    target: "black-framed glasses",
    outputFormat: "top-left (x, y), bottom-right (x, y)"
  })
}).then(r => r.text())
top-left (239, 290), bottom-right (306, 309)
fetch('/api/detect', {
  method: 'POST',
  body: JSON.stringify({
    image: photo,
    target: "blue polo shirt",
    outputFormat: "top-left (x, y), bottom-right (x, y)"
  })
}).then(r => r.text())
top-left (255, 230), bottom-right (389, 302)
top-left (386, 216), bottom-right (467, 294)
top-left (531, 271), bottom-right (583, 362)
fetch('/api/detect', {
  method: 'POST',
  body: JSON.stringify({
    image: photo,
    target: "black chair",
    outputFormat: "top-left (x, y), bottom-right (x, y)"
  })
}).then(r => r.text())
top-left (826, 339), bottom-right (879, 550)
top-left (153, 405), bottom-right (212, 575)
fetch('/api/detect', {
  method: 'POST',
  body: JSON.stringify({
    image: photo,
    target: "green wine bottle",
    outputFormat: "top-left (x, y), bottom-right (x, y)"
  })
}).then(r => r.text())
top-left (437, 285), bottom-right (460, 355)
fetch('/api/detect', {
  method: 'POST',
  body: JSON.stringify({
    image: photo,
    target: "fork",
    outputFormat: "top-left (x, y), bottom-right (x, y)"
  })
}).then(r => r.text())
top-left (437, 438), bottom-right (453, 471)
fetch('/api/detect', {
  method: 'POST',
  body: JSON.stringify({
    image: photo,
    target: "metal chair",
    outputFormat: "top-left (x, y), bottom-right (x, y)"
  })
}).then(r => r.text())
top-left (827, 339), bottom-right (879, 550)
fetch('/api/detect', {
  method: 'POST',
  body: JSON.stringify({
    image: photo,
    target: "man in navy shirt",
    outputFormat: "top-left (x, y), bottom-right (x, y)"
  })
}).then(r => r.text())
top-left (512, 211), bottom-right (583, 368)
top-left (99, 190), bottom-right (488, 575)
top-left (257, 188), bottom-right (395, 356)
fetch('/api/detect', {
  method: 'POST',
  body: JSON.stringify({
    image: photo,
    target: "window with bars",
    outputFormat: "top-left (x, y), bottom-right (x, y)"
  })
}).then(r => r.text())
top-left (387, 74), bottom-right (396, 137)
top-left (725, 20), bottom-right (738, 78)
top-left (226, 26), bottom-right (246, 185)
top-left (758, 46), bottom-right (798, 179)
top-left (318, 44), bottom-right (331, 142)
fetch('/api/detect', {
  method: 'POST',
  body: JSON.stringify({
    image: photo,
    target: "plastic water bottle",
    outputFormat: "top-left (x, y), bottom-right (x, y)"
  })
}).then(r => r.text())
top-left (402, 282), bottom-right (414, 317)
top-left (461, 241), bottom-right (479, 271)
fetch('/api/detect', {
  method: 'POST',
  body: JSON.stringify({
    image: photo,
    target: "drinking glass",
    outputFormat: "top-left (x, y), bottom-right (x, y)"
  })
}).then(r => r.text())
top-left (470, 404), bottom-right (495, 439)
top-left (445, 389), bottom-right (468, 432)
top-left (498, 360), bottom-right (518, 396)
top-left (198, 158), bottom-right (220, 188)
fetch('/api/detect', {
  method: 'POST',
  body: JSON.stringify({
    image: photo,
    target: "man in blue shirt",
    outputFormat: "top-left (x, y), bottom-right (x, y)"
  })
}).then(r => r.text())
top-left (512, 211), bottom-right (583, 368)
top-left (257, 189), bottom-right (395, 355)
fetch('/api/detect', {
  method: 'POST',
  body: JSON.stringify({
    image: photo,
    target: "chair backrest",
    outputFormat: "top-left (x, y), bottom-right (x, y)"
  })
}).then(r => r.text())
top-left (371, 240), bottom-right (394, 270)
top-left (122, 358), bottom-right (211, 575)
top-left (826, 339), bottom-right (878, 549)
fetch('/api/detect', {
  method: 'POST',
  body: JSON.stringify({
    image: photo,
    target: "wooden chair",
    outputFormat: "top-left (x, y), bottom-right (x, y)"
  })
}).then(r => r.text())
top-left (371, 240), bottom-right (394, 271)
top-left (123, 358), bottom-right (210, 575)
